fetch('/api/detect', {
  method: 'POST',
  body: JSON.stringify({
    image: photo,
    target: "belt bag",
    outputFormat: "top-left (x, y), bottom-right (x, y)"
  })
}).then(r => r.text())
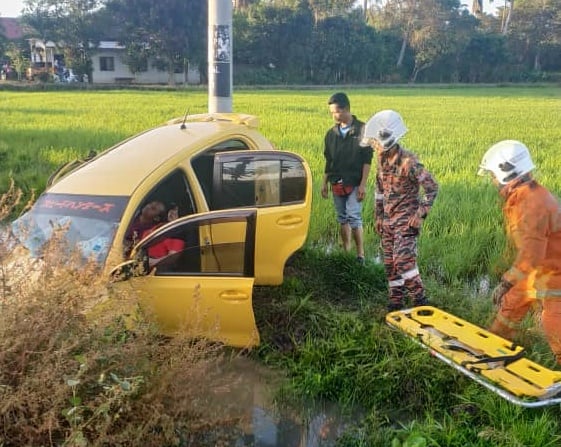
top-left (332, 182), bottom-right (354, 196)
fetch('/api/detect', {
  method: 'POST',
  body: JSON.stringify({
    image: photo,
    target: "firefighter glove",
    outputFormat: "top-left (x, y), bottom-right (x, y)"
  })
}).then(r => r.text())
top-left (491, 279), bottom-right (513, 307)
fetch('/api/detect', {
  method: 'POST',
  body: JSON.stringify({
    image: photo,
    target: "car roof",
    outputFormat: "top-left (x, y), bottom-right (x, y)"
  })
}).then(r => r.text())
top-left (47, 113), bottom-right (266, 196)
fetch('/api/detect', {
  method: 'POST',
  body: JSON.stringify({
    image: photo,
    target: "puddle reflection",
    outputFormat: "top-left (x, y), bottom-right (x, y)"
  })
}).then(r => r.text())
top-left (237, 401), bottom-right (353, 447)
top-left (189, 356), bottom-right (359, 447)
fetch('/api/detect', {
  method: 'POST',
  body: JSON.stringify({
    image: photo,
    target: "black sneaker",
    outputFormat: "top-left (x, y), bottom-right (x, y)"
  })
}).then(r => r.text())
top-left (387, 302), bottom-right (404, 312)
top-left (413, 297), bottom-right (430, 307)
top-left (356, 256), bottom-right (365, 265)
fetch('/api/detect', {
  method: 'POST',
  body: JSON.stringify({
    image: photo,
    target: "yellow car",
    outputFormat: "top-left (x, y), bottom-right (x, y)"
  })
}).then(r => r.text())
top-left (9, 113), bottom-right (312, 347)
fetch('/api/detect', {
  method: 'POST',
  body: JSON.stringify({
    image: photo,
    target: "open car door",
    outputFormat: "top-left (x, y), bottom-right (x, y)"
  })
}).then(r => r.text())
top-left (112, 209), bottom-right (259, 348)
top-left (212, 150), bottom-right (311, 285)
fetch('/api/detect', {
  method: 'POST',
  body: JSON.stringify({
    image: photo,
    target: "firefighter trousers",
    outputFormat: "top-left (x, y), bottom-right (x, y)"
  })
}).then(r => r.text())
top-left (490, 278), bottom-right (561, 365)
top-left (382, 225), bottom-right (425, 307)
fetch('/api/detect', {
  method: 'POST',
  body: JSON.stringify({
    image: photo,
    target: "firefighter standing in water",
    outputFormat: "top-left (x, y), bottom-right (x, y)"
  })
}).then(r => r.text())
top-left (478, 140), bottom-right (561, 366)
top-left (361, 110), bottom-right (438, 311)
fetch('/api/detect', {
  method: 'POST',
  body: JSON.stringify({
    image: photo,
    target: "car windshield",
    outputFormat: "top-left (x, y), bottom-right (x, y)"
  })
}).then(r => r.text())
top-left (9, 193), bottom-right (129, 265)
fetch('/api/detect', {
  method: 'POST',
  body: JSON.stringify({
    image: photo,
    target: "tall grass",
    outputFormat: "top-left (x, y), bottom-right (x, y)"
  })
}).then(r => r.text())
top-left (253, 249), bottom-right (561, 447)
top-left (0, 186), bottom-right (253, 446)
top-left (2, 87), bottom-right (561, 444)
top-left (3, 87), bottom-right (558, 280)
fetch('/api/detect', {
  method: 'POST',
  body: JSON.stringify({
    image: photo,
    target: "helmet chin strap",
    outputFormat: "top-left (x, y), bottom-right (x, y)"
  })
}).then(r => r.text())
top-left (499, 174), bottom-right (533, 197)
top-left (382, 143), bottom-right (398, 154)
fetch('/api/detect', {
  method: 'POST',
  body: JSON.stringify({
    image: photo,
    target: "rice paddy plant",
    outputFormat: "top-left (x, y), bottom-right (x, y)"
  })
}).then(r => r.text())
top-left (2, 86), bottom-right (561, 443)
top-left (3, 86), bottom-right (558, 282)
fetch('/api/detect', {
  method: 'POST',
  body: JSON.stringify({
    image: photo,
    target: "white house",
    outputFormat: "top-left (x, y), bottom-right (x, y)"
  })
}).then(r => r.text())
top-left (92, 41), bottom-right (201, 85)
top-left (0, 22), bottom-right (201, 85)
top-left (0, 17), bottom-right (201, 85)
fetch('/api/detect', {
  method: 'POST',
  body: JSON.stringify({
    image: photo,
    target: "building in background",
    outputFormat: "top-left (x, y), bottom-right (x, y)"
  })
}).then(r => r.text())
top-left (0, 17), bottom-right (200, 85)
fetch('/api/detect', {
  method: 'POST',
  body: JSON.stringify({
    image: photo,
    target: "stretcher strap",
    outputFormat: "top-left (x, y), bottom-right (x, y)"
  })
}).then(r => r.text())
top-left (440, 343), bottom-right (526, 371)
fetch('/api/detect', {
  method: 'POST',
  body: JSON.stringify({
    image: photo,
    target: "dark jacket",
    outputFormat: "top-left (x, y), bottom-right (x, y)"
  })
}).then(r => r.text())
top-left (324, 116), bottom-right (372, 186)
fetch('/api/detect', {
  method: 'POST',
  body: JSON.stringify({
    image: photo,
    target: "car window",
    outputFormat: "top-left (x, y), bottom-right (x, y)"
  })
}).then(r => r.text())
top-left (211, 151), bottom-right (307, 210)
top-left (191, 139), bottom-right (250, 207)
top-left (133, 210), bottom-right (256, 277)
top-left (124, 169), bottom-right (196, 252)
top-left (143, 169), bottom-right (196, 217)
top-left (11, 193), bottom-right (128, 264)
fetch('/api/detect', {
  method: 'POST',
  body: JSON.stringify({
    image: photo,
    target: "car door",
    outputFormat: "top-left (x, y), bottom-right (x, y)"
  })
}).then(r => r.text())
top-left (211, 151), bottom-right (311, 285)
top-left (114, 209), bottom-right (259, 348)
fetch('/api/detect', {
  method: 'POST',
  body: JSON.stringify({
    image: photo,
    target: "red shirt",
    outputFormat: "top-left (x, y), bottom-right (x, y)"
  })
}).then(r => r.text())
top-left (142, 226), bottom-right (185, 258)
top-left (147, 238), bottom-right (184, 258)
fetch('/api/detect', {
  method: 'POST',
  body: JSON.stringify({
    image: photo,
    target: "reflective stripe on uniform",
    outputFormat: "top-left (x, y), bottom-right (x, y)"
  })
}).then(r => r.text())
top-left (504, 266), bottom-right (526, 283)
top-left (402, 267), bottom-right (420, 280)
top-left (389, 278), bottom-right (405, 287)
top-left (375, 193), bottom-right (384, 201)
top-left (497, 313), bottom-right (521, 330)
top-left (536, 289), bottom-right (561, 299)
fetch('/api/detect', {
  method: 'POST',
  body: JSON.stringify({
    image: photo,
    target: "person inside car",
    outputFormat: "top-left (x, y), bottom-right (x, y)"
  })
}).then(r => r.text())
top-left (124, 200), bottom-right (166, 253)
top-left (142, 202), bottom-right (185, 268)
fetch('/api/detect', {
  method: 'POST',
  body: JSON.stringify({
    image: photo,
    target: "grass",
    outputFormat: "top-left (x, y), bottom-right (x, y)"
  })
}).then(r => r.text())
top-left (3, 86), bottom-right (558, 280)
top-left (1, 86), bottom-right (561, 445)
top-left (253, 249), bottom-right (561, 447)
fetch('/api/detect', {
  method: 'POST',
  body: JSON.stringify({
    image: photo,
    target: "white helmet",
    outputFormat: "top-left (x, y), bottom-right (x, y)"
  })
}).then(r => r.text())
top-left (478, 140), bottom-right (535, 185)
top-left (360, 110), bottom-right (408, 149)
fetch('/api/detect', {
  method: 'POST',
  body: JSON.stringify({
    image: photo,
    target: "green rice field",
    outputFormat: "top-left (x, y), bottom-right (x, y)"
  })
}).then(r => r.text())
top-left (2, 87), bottom-right (561, 445)
top-left (1, 86), bottom-right (560, 282)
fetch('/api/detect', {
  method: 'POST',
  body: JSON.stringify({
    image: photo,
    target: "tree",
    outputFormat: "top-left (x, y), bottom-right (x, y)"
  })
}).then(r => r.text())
top-left (233, 0), bottom-right (259, 9)
top-left (106, 0), bottom-right (207, 85)
top-left (472, 0), bottom-right (482, 16)
top-left (0, 21), bottom-right (7, 59)
top-left (509, 0), bottom-right (561, 71)
top-left (308, 0), bottom-right (355, 23)
top-left (121, 42), bottom-right (150, 77)
top-left (234, 3), bottom-right (314, 83)
top-left (457, 32), bottom-right (510, 82)
top-left (490, 0), bottom-right (515, 34)
top-left (5, 42), bottom-right (30, 80)
top-left (0, 18), bottom-right (7, 54)
top-left (368, 0), bottom-right (417, 68)
top-left (370, 0), bottom-right (466, 81)
top-left (310, 12), bottom-right (384, 83)
top-left (22, 0), bottom-right (104, 81)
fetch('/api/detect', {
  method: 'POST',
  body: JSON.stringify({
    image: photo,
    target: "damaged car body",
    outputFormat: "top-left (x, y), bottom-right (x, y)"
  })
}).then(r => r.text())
top-left (8, 113), bottom-right (312, 347)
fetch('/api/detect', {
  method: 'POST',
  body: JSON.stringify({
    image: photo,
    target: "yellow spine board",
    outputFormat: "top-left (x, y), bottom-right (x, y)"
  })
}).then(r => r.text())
top-left (386, 306), bottom-right (561, 401)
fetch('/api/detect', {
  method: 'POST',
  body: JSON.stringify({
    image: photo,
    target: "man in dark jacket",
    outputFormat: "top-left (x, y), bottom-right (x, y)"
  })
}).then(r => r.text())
top-left (321, 92), bottom-right (372, 263)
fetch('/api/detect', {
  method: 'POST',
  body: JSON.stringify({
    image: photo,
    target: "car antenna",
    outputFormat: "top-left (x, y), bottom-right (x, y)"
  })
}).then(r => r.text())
top-left (180, 108), bottom-right (190, 129)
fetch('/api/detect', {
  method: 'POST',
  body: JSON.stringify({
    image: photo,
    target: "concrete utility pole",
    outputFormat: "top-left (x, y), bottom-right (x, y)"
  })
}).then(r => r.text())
top-left (208, 0), bottom-right (233, 113)
top-left (472, 0), bottom-right (482, 16)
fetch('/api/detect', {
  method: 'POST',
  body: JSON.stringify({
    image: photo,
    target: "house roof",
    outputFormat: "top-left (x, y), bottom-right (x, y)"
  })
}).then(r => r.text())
top-left (0, 17), bottom-right (25, 40)
top-left (99, 41), bottom-right (125, 50)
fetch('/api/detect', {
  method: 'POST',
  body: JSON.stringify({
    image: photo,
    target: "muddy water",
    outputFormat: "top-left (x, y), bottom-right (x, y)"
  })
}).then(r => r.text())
top-left (188, 356), bottom-right (360, 447)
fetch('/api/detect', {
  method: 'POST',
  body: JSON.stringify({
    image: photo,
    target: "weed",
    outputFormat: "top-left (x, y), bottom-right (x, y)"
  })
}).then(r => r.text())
top-left (0, 185), bottom-right (247, 446)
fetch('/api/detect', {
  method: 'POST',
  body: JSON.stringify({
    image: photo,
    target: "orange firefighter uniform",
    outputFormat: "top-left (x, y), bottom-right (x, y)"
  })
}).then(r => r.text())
top-left (490, 177), bottom-right (561, 365)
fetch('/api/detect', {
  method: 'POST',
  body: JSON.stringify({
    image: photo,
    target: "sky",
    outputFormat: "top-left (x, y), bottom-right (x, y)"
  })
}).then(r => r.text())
top-left (0, 0), bottom-right (26, 18)
top-left (0, 0), bottom-right (499, 19)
